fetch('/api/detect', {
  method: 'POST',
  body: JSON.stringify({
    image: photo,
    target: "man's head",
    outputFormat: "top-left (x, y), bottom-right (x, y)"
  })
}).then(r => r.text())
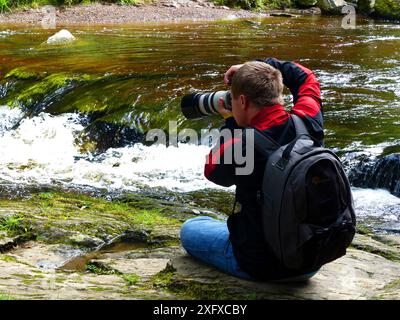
top-left (230, 61), bottom-right (284, 127)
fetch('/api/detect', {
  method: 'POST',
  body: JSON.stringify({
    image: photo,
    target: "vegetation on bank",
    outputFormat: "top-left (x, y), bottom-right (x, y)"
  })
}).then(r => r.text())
top-left (0, 0), bottom-right (142, 13)
top-left (0, 0), bottom-right (306, 14)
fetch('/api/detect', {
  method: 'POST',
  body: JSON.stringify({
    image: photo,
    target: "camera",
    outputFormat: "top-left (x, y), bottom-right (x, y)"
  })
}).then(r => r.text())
top-left (181, 90), bottom-right (232, 119)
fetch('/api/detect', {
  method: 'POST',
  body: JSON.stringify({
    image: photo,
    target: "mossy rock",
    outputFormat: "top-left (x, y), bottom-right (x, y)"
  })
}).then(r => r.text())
top-left (374, 0), bottom-right (400, 19)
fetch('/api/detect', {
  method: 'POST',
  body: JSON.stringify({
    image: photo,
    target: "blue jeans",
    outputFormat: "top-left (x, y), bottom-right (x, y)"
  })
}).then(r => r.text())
top-left (180, 216), bottom-right (319, 282)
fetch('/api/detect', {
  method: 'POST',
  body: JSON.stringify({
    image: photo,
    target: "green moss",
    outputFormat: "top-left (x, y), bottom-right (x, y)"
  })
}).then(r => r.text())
top-left (85, 262), bottom-right (119, 275)
top-left (356, 225), bottom-right (374, 236)
top-left (122, 273), bottom-right (140, 286)
top-left (383, 278), bottom-right (400, 290)
top-left (88, 286), bottom-right (108, 292)
top-left (5, 67), bottom-right (44, 81)
top-left (150, 263), bottom-right (176, 288)
top-left (0, 293), bottom-right (14, 300)
top-left (9, 73), bottom-right (87, 109)
top-left (0, 255), bottom-right (18, 263)
top-left (374, 0), bottom-right (400, 20)
top-left (128, 209), bottom-right (180, 228)
top-left (0, 190), bottom-right (194, 248)
top-left (351, 243), bottom-right (400, 262)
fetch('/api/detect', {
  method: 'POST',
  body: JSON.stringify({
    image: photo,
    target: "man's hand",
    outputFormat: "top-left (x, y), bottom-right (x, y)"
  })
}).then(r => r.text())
top-left (224, 64), bottom-right (244, 85)
top-left (217, 97), bottom-right (233, 119)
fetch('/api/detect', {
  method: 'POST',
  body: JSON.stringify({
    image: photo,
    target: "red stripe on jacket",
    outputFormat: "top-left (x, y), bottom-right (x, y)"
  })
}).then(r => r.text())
top-left (204, 137), bottom-right (241, 179)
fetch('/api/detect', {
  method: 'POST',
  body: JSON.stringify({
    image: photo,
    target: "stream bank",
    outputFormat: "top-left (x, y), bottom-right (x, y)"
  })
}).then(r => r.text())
top-left (0, 190), bottom-right (399, 300)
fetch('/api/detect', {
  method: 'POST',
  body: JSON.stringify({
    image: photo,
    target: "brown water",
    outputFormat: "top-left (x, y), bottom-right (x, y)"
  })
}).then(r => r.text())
top-left (0, 16), bottom-right (399, 150)
top-left (59, 240), bottom-right (148, 272)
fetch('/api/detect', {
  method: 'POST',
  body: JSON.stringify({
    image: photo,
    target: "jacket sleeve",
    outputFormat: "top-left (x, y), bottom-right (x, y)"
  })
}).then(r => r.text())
top-left (204, 117), bottom-right (244, 187)
top-left (261, 58), bottom-right (324, 139)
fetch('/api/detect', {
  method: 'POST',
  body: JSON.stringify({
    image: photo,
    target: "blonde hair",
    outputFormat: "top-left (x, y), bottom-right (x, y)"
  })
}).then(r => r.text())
top-left (231, 61), bottom-right (284, 107)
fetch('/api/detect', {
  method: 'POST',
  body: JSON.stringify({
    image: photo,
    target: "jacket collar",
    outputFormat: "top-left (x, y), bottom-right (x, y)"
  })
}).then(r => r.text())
top-left (249, 104), bottom-right (289, 131)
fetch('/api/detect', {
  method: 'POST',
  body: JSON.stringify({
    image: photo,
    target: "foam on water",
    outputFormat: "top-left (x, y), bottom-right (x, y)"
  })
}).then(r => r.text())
top-left (0, 107), bottom-right (221, 192)
top-left (352, 188), bottom-right (400, 230)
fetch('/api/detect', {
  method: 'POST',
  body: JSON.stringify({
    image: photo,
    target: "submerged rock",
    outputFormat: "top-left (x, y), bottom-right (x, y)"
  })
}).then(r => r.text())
top-left (46, 29), bottom-right (76, 45)
top-left (349, 153), bottom-right (400, 197)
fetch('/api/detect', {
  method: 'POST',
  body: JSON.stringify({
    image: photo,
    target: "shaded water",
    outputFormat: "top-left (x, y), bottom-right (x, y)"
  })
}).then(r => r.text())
top-left (0, 16), bottom-right (399, 231)
top-left (59, 240), bottom-right (148, 272)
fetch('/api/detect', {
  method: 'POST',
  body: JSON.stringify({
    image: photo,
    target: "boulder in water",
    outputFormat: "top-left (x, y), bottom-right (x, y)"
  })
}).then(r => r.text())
top-left (46, 29), bottom-right (76, 45)
top-left (349, 153), bottom-right (400, 197)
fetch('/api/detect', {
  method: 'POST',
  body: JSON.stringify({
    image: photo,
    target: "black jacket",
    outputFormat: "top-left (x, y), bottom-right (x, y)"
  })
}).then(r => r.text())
top-left (204, 58), bottom-right (323, 280)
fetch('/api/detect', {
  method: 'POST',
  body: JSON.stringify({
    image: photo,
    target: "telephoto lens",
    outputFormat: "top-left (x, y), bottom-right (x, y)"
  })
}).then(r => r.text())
top-left (181, 90), bottom-right (232, 119)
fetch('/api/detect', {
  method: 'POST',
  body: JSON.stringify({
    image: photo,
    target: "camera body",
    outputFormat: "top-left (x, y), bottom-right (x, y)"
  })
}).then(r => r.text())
top-left (181, 90), bottom-right (232, 119)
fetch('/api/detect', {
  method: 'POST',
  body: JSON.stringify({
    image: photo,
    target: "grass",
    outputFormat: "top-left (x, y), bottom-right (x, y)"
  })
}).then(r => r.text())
top-left (0, 215), bottom-right (25, 233)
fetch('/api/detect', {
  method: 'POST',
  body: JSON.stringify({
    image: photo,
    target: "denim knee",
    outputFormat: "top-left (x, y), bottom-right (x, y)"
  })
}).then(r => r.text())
top-left (180, 216), bottom-right (206, 249)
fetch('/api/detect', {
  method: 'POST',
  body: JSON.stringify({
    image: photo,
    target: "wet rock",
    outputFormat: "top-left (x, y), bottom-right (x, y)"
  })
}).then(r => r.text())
top-left (167, 248), bottom-right (400, 299)
top-left (348, 153), bottom-right (400, 197)
top-left (79, 121), bottom-right (145, 153)
top-left (352, 234), bottom-right (400, 262)
top-left (69, 233), bottom-right (104, 249)
top-left (95, 257), bottom-right (171, 279)
top-left (46, 29), bottom-right (76, 45)
top-left (5, 241), bottom-right (84, 270)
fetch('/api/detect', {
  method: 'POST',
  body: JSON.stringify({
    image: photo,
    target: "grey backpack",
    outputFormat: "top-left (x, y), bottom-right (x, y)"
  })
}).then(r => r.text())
top-left (253, 115), bottom-right (356, 271)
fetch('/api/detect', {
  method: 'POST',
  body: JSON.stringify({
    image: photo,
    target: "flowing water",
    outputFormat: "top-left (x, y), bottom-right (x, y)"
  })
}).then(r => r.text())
top-left (0, 15), bottom-right (399, 232)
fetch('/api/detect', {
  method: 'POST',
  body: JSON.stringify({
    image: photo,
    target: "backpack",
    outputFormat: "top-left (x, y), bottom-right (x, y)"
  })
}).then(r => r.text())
top-left (252, 114), bottom-right (356, 271)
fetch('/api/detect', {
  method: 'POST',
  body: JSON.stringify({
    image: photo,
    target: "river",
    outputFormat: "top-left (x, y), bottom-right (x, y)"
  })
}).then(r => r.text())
top-left (0, 15), bottom-right (399, 233)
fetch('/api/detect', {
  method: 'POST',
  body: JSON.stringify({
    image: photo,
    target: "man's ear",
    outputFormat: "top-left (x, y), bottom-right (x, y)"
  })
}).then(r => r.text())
top-left (239, 94), bottom-right (248, 110)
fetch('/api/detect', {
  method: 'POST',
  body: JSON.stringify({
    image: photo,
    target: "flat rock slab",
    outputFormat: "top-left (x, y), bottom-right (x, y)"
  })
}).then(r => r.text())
top-left (169, 249), bottom-right (400, 300)
top-left (1, 243), bottom-right (400, 299)
top-left (96, 258), bottom-right (171, 280)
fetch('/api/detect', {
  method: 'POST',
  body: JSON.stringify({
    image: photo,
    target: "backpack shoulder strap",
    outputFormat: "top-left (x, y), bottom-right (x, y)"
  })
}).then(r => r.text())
top-left (291, 114), bottom-right (309, 136)
top-left (251, 128), bottom-right (281, 157)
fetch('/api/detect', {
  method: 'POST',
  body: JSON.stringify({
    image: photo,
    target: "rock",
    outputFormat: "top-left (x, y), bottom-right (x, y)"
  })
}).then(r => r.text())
top-left (168, 248), bottom-right (400, 299)
top-left (46, 29), bottom-right (76, 45)
top-left (317, 0), bottom-right (348, 14)
top-left (95, 257), bottom-right (171, 279)
top-left (348, 153), bottom-right (400, 197)
top-left (270, 12), bottom-right (298, 17)
top-left (352, 234), bottom-right (400, 262)
top-left (309, 6), bottom-right (323, 13)
top-left (69, 233), bottom-right (104, 249)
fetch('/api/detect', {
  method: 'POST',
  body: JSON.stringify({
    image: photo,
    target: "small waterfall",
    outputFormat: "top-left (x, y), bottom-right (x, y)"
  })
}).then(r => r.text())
top-left (349, 153), bottom-right (400, 197)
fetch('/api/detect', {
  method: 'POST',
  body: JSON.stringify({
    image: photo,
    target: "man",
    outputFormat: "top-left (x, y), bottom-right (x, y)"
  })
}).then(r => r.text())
top-left (180, 58), bottom-right (323, 281)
